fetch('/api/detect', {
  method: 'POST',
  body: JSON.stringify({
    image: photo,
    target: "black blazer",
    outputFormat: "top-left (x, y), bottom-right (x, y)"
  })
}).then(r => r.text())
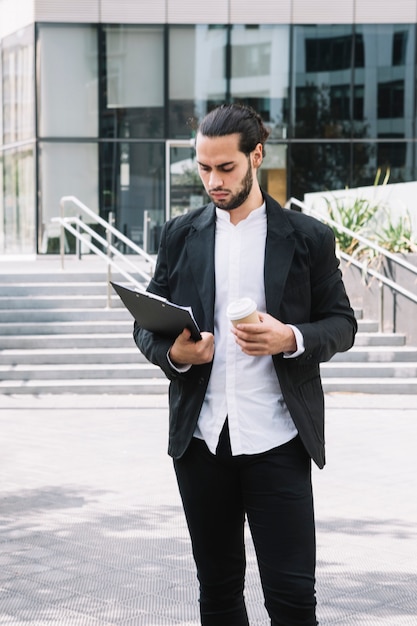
top-left (134, 193), bottom-right (357, 468)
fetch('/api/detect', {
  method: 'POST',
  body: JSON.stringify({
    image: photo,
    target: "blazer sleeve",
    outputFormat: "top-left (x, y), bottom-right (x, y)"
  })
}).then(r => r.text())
top-left (290, 225), bottom-right (357, 364)
top-left (133, 224), bottom-right (189, 382)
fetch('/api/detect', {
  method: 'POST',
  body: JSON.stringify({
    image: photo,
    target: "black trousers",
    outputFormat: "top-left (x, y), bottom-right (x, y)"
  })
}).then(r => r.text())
top-left (173, 422), bottom-right (318, 626)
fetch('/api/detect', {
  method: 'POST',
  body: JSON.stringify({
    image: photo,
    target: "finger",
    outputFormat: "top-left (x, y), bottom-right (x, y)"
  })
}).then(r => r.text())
top-left (179, 328), bottom-right (192, 341)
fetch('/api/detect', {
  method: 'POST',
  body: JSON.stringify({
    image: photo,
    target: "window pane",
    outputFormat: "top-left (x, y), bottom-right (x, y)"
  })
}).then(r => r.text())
top-left (292, 25), bottom-right (354, 139)
top-left (351, 142), bottom-right (377, 187)
top-left (0, 44), bottom-right (3, 147)
top-left (38, 25), bottom-right (98, 138)
top-left (2, 26), bottom-right (34, 144)
top-left (1, 146), bottom-right (35, 254)
top-left (393, 30), bottom-right (408, 66)
top-left (230, 25), bottom-right (289, 139)
top-left (100, 141), bottom-right (164, 254)
top-left (290, 142), bottom-right (351, 200)
top-left (0, 152), bottom-right (3, 252)
top-left (101, 26), bottom-right (164, 139)
top-left (352, 142), bottom-right (415, 187)
top-left (259, 143), bottom-right (288, 206)
top-left (39, 143), bottom-right (98, 252)
top-left (169, 145), bottom-right (207, 219)
top-left (354, 25), bottom-right (415, 140)
top-left (168, 25), bottom-right (228, 138)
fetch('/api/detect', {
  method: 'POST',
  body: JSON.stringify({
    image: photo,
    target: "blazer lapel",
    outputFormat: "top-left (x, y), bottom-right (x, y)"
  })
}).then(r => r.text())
top-left (183, 196), bottom-right (295, 329)
top-left (185, 204), bottom-right (216, 332)
top-left (264, 196), bottom-right (295, 318)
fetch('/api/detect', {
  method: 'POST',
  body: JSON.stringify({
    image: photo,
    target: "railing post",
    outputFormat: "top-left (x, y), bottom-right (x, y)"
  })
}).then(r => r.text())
top-left (378, 281), bottom-right (384, 333)
top-left (76, 214), bottom-right (82, 260)
top-left (106, 212), bottom-right (114, 308)
top-left (59, 198), bottom-right (65, 270)
top-left (143, 210), bottom-right (151, 254)
top-left (392, 291), bottom-right (397, 333)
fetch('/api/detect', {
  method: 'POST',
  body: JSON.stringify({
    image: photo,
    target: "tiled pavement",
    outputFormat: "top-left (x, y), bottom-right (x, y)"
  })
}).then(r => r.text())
top-left (0, 392), bottom-right (416, 625)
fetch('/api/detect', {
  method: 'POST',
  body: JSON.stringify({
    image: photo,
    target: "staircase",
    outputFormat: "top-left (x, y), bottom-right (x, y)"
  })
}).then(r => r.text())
top-left (0, 258), bottom-right (167, 395)
top-left (1, 258), bottom-right (417, 394)
top-left (322, 315), bottom-right (417, 393)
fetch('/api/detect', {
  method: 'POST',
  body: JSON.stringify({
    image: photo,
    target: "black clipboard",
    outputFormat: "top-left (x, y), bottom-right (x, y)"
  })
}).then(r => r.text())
top-left (111, 282), bottom-right (202, 341)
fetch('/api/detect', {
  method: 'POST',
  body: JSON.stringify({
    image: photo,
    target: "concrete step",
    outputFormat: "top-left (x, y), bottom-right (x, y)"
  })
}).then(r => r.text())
top-left (0, 295), bottom-right (123, 310)
top-left (2, 359), bottom-right (414, 383)
top-left (0, 320), bottom-right (134, 335)
top-left (1, 375), bottom-right (415, 395)
top-left (0, 327), bottom-right (407, 350)
top-left (1, 283), bottom-right (111, 296)
top-left (0, 308), bottom-right (131, 323)
top-left (331, 345), bottom-right (417, 362)
top-left (352, 332), bottom-right (406, 347)
top-left (0, 378), bottom-right (168, 395)
top-left (322, 378), bottom-right (417, 394)
top-left (0, 362), bottom-right (164, 381)
top-left (0, 263), bottom-right (152, 283)
top-left (356, 320), bottom-right (379, 332)
top-left (2, 346), bottom-right (416, 367)
top-left (0, 310), bottom-right (377, 328)
top-left (321, 362), bottom-right (417, 378)
top-left (0, 334), bottom-right (135, 349)
top-left (0, 347), bottom-right (145, 365)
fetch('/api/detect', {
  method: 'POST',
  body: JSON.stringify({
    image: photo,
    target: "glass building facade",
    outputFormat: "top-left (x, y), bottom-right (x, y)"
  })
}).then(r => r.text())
top-left (1, 21), bottom-right (417, 255)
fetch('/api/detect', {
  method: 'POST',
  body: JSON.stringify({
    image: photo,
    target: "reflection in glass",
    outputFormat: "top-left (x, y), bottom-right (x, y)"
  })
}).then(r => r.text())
top-left (102, 26), bottom-right (164, 139)
top-left (1, 147), bottom-right (35, 254)
top-left (169, 146), bottom-right (207, 219)
top-left (38, 25), bottom-right (98, 138)
top-left (0, 49), bottom-right (3, 147)
top-left (259, 144), bottom-right (287, 206)
top-left (290, 142), bottom-right (351, 200)
top-left (39, 143), bottom-right (98, 253)
top-left (2, 26), bottom-right (34, 144)
top-left (0, 152), bottom-right (3, 252)
top-left (351, 142), bottom-right (377, 188)
top-left (169, 25), bottom-right (228, 138)
top-left (100, 142), bottom-right (164, 254)
top-left (354, 25), bottom-right (415, 140)
top-left (352, 142), bottom-right (415, 187)
top-left (292, 25), bottom-right (354, 139)
top-left (230, 25), bottom-right (289, 140)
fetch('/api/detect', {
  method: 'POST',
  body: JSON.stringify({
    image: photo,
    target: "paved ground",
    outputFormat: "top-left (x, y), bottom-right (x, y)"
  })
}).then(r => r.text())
top-left (0, 392), bottom-right (416, 625)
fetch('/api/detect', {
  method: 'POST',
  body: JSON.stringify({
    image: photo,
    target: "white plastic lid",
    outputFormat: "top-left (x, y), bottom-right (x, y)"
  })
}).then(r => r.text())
top-left (226, 297), bottom-right (257, 320)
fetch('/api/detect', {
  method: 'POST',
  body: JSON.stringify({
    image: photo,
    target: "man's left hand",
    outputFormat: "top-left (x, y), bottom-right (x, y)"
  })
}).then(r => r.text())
top-left (231, 312), bottom-right (297, 356)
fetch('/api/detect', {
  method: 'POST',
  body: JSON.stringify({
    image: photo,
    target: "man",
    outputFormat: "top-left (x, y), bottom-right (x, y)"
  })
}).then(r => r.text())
top-left (134, 103), bottom-right (357, 625)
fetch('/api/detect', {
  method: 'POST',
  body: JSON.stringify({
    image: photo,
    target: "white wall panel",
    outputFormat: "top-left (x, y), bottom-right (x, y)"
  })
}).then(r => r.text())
top-left (355, 0), bottom-right (417, 23)
top-left (101, 0), bottom-right (166, 24)
top-left (34, 0), bottom-right (99, 22)
top-left (230, 0), bottom-right (291, 24)
top-left (292, 0), bottom-right (354, 24)
top-left (167, 0), bottom-right (228, 24)
top-left (0, 0), bottom-right (34, 38)
top-left (3, 0), bottom-right (417, 32)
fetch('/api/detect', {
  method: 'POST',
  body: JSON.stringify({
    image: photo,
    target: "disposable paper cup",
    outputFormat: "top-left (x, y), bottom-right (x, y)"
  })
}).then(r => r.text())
top-left (226, 298), bottom-right (259, 327)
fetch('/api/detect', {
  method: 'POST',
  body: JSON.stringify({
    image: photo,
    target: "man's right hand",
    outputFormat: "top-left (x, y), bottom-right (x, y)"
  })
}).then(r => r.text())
top-left (169, 328), bottom-right (214, 367)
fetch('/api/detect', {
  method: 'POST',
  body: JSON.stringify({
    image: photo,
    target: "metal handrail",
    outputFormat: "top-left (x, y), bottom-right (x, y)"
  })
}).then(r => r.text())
top-left (59, 195), bottom-right (156, 268)
top-left (51, 196), bottom-right (157, 306)
top-left (285, 197), bottom-right (417, 278)
top-left (285, 196), bottom-right (417, 333)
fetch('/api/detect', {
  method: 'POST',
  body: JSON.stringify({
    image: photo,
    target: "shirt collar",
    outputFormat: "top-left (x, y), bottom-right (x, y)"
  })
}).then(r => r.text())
top-left (215, 202), bottom-right (266, 224)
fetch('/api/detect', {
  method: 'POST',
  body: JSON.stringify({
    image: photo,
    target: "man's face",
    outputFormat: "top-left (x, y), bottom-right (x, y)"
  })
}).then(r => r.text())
top-left (195, 133), bottom-right (255, 212)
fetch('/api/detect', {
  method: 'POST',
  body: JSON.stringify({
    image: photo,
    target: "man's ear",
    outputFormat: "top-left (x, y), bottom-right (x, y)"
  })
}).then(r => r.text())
top-left (252, 143), bottom-right (263, 168)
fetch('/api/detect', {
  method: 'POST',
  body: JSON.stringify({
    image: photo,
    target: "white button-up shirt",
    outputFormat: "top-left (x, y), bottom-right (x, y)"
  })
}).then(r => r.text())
top-left (194, 204), bottom-right (298, 455)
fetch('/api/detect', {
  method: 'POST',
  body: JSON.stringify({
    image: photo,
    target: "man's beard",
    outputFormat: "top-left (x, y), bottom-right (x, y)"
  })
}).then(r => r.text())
top-left (209, 160), bottom-right (253, 211)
